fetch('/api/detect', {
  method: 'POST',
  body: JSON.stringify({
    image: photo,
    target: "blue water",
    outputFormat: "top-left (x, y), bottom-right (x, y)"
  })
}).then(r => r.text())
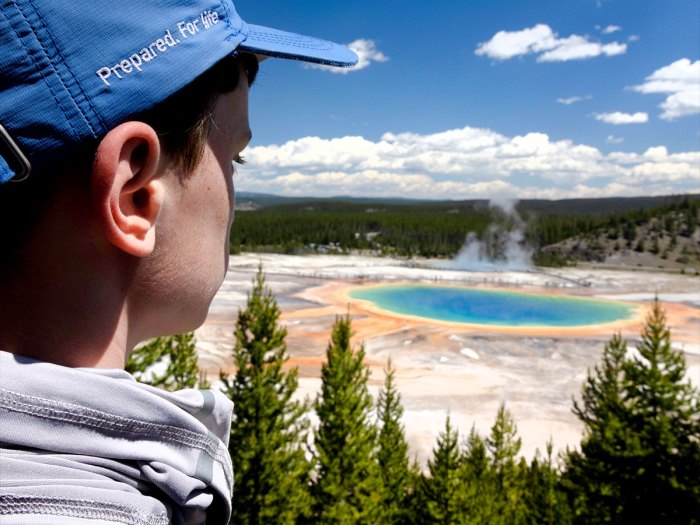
top-left (348, 285), bottom-right (635, 327)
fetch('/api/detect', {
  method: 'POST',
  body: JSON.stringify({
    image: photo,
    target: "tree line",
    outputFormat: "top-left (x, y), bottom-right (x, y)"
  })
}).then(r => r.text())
top-left (129, 269), bottom-right (700, 524)
top-left (229, 197), bottom-right (700, 267)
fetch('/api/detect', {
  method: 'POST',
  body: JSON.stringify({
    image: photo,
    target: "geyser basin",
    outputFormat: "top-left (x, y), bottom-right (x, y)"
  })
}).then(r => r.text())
top-left (348, 285), bottom-right (636, 327)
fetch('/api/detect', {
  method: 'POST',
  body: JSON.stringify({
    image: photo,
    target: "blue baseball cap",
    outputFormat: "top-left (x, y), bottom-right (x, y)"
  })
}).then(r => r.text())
top-left (0, 0), bottom-right (357, 184)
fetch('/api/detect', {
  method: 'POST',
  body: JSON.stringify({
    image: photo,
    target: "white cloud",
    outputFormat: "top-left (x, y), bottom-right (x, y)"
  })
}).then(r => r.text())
top-left (475, 24), bottom-right (627, 62)
top-left (539, 38), bottom-right (626, 62)
top-left (306, 39), bottom-right (389, 74)
top-left (594, 111), bottom-right (649, 124)
top-left (557, 95), bottom-right (591, 105)
top-left (605, 135), bottom-right (624, 144)
top-left (475, 24), bottom-right (557, 60)
top-left (557, 96), bottom-right (582, 105)
top-left (601, 25), bottom-right (621, 34)
top-left (632, 58), bottom-right (700, 120)
top-left (238, 126), bottom-right (699, 199)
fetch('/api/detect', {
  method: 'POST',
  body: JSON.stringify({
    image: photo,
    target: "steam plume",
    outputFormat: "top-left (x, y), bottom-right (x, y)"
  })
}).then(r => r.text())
top-left (448, 198), bottom-right (532, 271)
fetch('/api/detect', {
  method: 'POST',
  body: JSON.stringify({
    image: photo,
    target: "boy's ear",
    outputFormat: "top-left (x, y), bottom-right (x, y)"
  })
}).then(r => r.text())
top-left (91, 122), bottom-right (165, 257)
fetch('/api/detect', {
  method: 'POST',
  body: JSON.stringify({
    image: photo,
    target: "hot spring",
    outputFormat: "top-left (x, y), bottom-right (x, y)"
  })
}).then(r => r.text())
top-left (348, 284), bottom-right (636, 327)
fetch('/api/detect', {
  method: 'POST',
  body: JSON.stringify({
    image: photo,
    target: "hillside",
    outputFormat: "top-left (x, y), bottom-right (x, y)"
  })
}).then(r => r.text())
top-left (541, 199), bottom-right (700, 272)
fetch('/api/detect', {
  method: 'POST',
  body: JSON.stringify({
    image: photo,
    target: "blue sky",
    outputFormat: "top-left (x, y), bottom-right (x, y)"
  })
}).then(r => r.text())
top-left (235, 0), bottom-right (699, 200)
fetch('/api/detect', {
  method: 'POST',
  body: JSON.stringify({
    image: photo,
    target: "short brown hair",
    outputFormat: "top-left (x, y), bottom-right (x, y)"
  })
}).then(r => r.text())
top-left (0, 53), bottom-right (258, 261)
top-left (139, 52), bottom-right (258, 173)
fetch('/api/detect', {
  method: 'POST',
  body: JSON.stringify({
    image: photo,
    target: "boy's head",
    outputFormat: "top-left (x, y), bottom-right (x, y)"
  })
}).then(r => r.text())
top-left (0, 0), bottom-right (356, 366)
top-left (0, 0), bottom-right (356, 183)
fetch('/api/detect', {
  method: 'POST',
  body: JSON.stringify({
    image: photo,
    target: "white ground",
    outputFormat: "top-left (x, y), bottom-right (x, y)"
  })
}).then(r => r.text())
top-left (197, 254), bottom-right (700, 466)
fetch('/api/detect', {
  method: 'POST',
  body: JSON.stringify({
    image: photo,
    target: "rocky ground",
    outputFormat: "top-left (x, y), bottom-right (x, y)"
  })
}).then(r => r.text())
top-left (196, 254), bottom-right (700, 465)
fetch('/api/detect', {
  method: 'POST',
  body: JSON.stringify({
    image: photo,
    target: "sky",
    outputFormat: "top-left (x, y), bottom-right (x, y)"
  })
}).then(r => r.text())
top-left (234, 0), bottom-right (700, 200)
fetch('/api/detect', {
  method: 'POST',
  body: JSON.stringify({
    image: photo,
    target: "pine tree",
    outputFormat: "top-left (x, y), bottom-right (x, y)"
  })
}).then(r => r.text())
top-left (460, 426), bottom-right (495, 524)
top-left (525, 440), bottom-right (572, 525)
top-left (312, 314), bottom-right (382, 524)
top-left (421, 415), bottom-right (465, 524)
top-left (403, 458), bottom-right (427, 525)
top-left (463, 426), bottom-right (489, 483)
top-left (127, 332), bottom-right (206, 390)
top-left (621, 299), bottom-right (700, 523)
top-left (221, 267), bottom-right (311, 524)
top-left (376, 358), bottom-right (411, 524)
top-left (487, 404), bottom-right (527, 524)
top-left (565, 300), bottom-right (700, 524)
top-left (564, 332), bottom-right (631, 523)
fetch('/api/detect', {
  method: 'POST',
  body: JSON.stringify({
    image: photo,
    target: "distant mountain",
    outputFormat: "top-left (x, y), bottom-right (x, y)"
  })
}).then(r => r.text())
top-left (235, 192), bottom-right (700, 216)
top-left (518, 195), bottom-right (700, 215)
top-left (235, 192), bottom-right (436, 208)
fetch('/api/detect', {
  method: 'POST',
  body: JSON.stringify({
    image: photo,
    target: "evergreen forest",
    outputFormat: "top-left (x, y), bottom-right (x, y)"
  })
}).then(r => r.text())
top-left (129, 268), bottom-right (700, 524)
top-left (229, 194), bottom-right (700, 268)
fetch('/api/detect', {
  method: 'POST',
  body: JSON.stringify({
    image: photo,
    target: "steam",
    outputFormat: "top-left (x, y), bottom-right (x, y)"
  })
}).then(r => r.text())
top-left (448, 198), bottom-right (533, 271)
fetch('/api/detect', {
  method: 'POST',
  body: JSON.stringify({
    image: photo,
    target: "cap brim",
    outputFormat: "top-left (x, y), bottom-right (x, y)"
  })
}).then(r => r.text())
top-left (239, 24), bottom-right (358, 68)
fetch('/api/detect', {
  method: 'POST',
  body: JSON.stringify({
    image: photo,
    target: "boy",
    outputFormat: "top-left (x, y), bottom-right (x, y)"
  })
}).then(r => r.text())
top-left (0, 1), bottom-right (356, 523)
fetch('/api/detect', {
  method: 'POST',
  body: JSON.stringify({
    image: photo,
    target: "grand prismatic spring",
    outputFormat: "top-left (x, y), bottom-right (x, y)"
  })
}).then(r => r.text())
top-left (348, 284), bottom-right (637, 327)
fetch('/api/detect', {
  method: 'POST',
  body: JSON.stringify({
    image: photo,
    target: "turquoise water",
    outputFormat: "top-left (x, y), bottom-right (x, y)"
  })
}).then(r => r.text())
top-left (349, 285), bottom-right (635, 327)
